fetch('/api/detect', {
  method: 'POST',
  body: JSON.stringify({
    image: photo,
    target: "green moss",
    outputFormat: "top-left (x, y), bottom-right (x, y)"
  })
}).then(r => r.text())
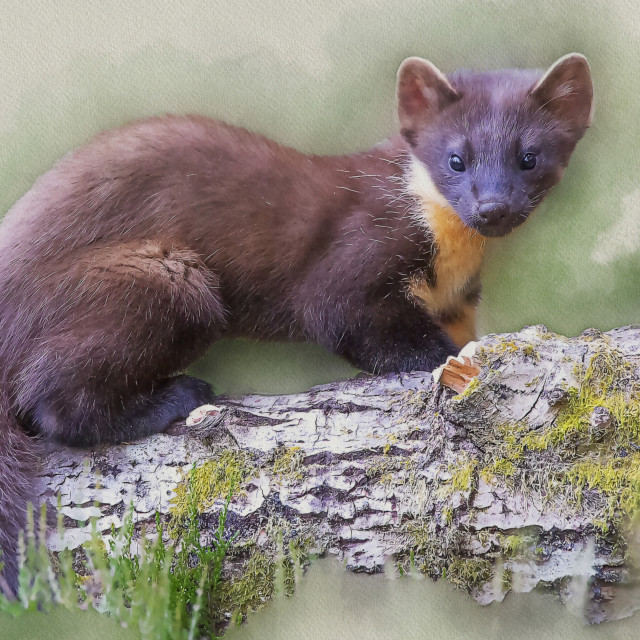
top-left (446, 556), bottom-right (493, 590)
top-left (497, 421), bottom-right (528, 449)
top-left (442, 506), bottom-right (454, 526)
top-left (447, 457), bottom-right (479, 494)
top-left (404, 518), bottom-right (469, 579)
top-left (491, 339), bottom-right (519, 357)
top-left (567, 454), bottom-right (640, 521)
top-left (272, 446), bottom-right (305, 482)
top-left (480, 458), bottom-right (516, 482)
top-left (419, 337), bottom-right (640, 588)
top-left (405, 520), bottom-right (445, 576)
top-left (406, 520), bottom-right (433, 554)
top-left (501, 533), bottom-right (535, 558)
top-left (170, 449), bottom-right (255, 524)
top-left (223, 550), bottom-right (276, 625)
top-left (452, 406), bottom-right (528, 491)
top-left (470, 346), bottom-right (640, 531)
top-left (475, 423), bottom-right (527, 483)
top-left (498, 347), bottom-right (640, 528)
top-left (452, 376), bottom-right (482, 402)
top-left (501, 567), bottom-right (513, 592)
top-left (523, 350), bottom-right (637, 453)
top-left (281, 555), bottom-right (296, 597)
top-left (478, 337), bottom-right (539, 364)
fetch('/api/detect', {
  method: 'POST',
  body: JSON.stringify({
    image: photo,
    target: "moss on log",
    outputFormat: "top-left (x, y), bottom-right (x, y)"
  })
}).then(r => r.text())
top-left (37, 324), bottom-right (640, 624)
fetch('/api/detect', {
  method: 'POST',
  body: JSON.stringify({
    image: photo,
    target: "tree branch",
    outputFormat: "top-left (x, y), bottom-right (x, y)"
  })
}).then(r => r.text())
top-left (36, 324), bottom-right (640, 624)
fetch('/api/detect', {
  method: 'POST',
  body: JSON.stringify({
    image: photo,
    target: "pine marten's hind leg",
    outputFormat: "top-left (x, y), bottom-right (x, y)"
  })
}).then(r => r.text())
top-left (16, 240), bottom-right (227, 446)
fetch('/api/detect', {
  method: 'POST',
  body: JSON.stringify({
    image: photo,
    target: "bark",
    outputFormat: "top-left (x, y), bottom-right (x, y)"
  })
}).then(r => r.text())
top-left (36, 324), bottom-right (640, 624)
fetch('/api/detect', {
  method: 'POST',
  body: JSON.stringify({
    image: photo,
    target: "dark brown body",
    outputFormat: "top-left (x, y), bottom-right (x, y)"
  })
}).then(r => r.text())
top-left (0, 117), bottom-right (455, 385)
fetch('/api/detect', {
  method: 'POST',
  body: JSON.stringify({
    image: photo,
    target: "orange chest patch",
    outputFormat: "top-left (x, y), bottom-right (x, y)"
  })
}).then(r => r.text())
top-left (405, 159), bottom-right (486, 316)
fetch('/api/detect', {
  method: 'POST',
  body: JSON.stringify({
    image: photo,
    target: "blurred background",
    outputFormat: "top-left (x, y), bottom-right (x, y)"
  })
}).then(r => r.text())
top-left (1, 1), bottom-right (639, 638)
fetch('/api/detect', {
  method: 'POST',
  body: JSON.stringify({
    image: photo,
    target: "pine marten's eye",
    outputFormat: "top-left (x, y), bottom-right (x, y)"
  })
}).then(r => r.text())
top-left (448, 154), bottom-right (466, 172)
top-left (520, 152), bottom-right (537, 170)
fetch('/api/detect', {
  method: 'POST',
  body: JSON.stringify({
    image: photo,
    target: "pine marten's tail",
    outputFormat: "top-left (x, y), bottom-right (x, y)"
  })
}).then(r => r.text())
top-left (0, 398), bottom-right (37, 597)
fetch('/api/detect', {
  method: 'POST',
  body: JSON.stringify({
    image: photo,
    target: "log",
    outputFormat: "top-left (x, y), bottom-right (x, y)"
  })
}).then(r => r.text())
top-left (36, 324), bottom-right (640, 624)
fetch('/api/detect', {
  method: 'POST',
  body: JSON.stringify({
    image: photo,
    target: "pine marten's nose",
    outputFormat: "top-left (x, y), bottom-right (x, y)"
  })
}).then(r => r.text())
top-left (477, 201), bottom-right (509, 225)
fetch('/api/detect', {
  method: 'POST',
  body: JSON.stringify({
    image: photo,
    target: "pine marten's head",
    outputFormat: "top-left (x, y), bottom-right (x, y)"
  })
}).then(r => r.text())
top-left (397, 54), bottom-right (593, 238)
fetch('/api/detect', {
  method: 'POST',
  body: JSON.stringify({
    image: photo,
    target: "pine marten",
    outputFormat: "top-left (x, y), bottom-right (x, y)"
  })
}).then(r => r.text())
top-left (0, 54), bottom-right (593, 592)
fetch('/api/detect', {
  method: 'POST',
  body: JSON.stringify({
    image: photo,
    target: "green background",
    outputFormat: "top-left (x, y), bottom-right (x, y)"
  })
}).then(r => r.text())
top-left (1, 0), bottom-right (639, 638)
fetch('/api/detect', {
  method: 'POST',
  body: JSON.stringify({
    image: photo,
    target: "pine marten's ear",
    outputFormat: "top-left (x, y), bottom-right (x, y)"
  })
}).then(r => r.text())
top-left (530, 53), bottom-right (594, 134)
top-left (396, 57), bottom-right (459, 147)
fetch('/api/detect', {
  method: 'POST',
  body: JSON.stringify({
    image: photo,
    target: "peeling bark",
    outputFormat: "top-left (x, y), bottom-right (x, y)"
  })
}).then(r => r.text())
top-left (37, 324), bottom-right (640, 623)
